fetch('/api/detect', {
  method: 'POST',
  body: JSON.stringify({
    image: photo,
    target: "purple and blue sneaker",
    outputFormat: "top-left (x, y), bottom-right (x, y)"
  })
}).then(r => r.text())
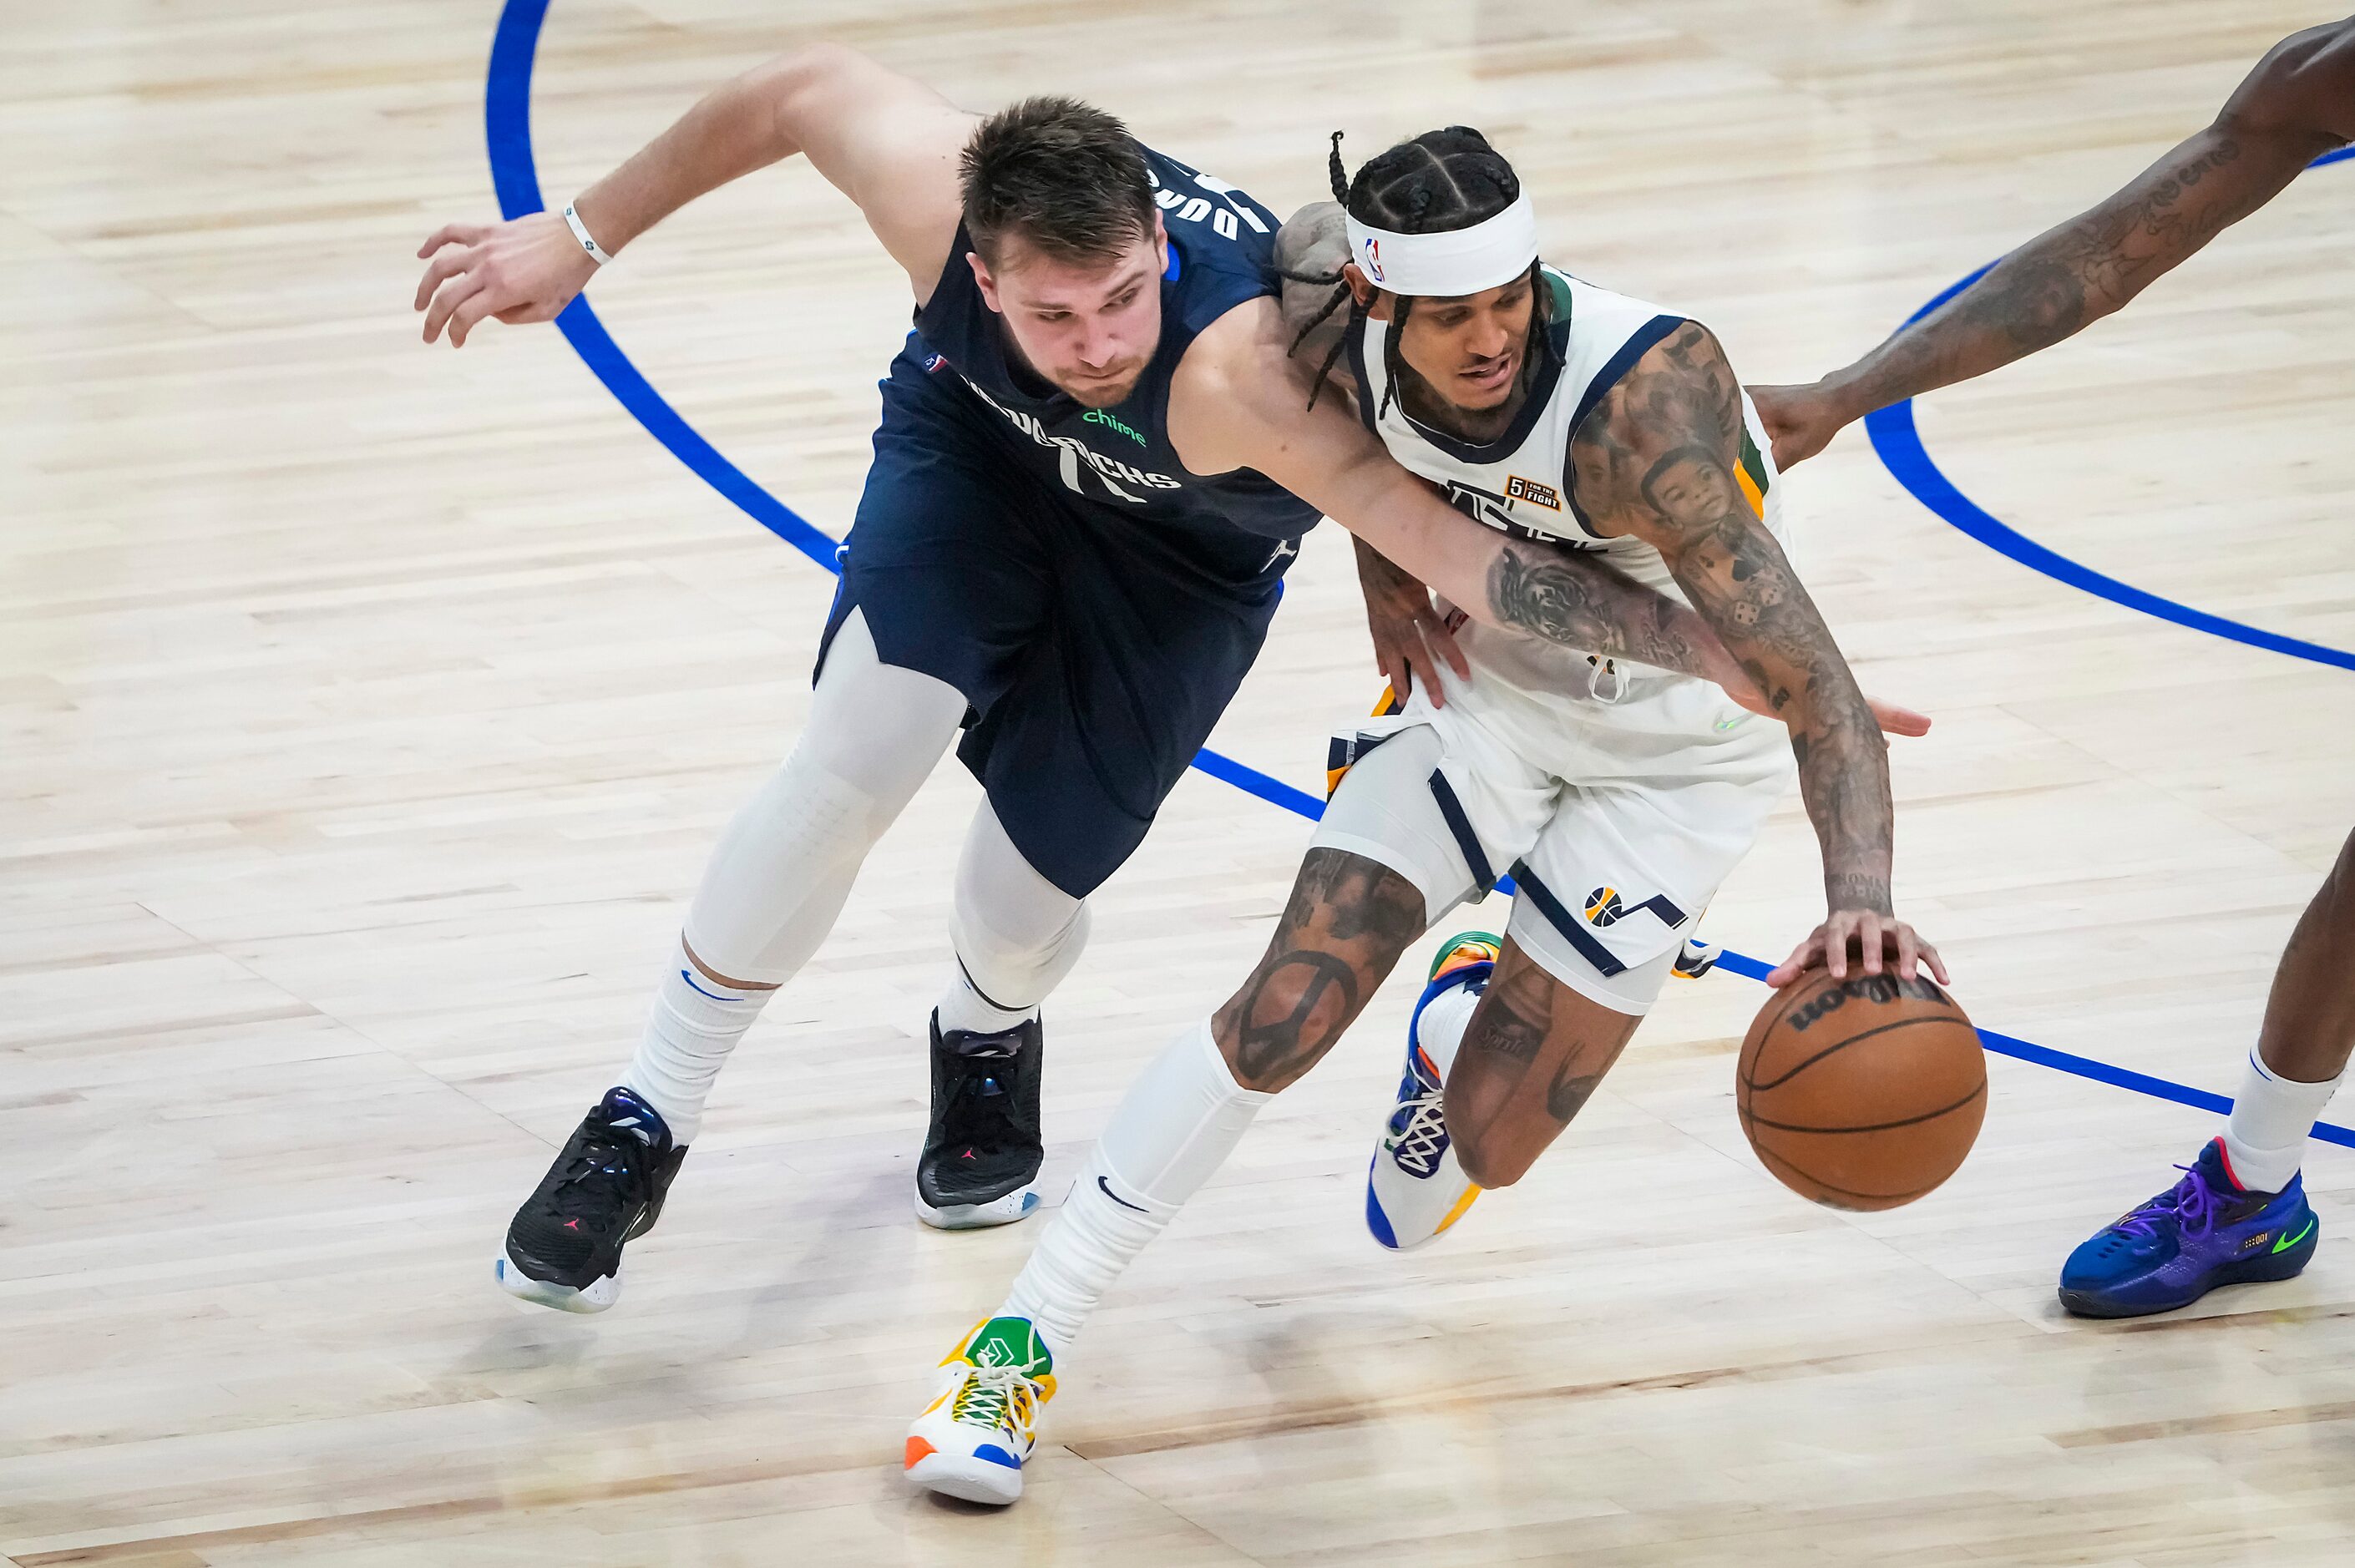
top-left (2058, 1137), bottom-right (2317, 1318)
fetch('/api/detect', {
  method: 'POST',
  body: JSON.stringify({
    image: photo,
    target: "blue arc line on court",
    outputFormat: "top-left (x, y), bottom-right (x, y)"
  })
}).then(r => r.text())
top-left (1865, 151), bottom-right (2355, 674)
top-left (483, 0), bottom-right (2352, 1151)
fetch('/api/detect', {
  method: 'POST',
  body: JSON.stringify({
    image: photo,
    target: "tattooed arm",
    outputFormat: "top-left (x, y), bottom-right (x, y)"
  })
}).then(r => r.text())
top-left (1173, 295), bottom-right (1933, 729)
top-left (1573, 321), bottom-right (1945, 985)
top-left (1752, 18), bottom-right (2355, 468)
top-left (1176, 296), bottom-right (1760, 685)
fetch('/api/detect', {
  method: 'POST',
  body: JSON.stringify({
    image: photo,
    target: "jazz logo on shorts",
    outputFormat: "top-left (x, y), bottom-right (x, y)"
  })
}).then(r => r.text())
top-left (1583, 887), bottom-right (1689, 929)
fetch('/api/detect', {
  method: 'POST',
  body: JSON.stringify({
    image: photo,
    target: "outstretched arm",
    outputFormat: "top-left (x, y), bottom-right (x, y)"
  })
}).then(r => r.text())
top-left (1260, 214), bottom-right (1933, 736)
top-left (1169, 314), bottom-right (1758, 685)
top-left (415, 43), bottom-right (970, 345)
top-left (1573, 321), bottom-right (1942, 984)
top-left (1752, 18), bottom-right (2355, 468)
top-left (1174, 300), bottom-right (1931, 730)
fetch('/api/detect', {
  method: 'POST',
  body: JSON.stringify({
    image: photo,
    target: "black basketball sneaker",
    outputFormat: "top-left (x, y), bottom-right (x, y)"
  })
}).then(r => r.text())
top-left (496, 1085), bottom-right (687, 1313)
top-left (916, 1014), bottom-right (1044, 1230)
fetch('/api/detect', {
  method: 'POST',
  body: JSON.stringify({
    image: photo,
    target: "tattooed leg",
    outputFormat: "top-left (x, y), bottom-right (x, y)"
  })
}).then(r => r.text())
top-left (1211, 847), bottom-right (1430, 1092)
top-left (1443, 938), bottom-right (1642, 1190)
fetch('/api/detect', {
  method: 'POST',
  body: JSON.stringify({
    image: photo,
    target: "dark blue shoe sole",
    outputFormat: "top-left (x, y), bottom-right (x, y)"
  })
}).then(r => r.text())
top-left (2058, 1222), bottom-right (2319, 1319)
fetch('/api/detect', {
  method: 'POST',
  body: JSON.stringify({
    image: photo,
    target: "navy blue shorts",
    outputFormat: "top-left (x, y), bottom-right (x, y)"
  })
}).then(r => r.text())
top-left (818, 343), bottom-right (1291, 898)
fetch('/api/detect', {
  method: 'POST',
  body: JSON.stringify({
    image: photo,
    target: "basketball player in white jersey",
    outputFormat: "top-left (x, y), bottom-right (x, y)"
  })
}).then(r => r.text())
top-left (900, 126), bottom-right (1947, 1505)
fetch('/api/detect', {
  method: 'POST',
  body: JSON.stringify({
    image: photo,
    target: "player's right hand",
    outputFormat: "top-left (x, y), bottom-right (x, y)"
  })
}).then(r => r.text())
top-left (1745, 381), bottom-right (1850, 471)
top-left (1769, 910), bottom-right (1948, 988)
top-left (1356, 547), bottom-right (1469, 710)
top-left (414, 212), bottom-right (598, 347)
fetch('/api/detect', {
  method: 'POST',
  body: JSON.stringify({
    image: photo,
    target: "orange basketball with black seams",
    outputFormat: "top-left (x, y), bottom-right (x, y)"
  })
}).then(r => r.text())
top-left (1738, 967), bottom-right (1986, 1211)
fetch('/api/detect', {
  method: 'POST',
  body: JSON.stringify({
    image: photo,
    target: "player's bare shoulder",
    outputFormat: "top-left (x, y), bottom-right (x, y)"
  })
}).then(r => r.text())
top-left (765, 43), bottom-right (975, 296)
top-left (1567, 320), bottom-right (1750, 544)
top-left (2232, 16), bottom-right (2355, 148)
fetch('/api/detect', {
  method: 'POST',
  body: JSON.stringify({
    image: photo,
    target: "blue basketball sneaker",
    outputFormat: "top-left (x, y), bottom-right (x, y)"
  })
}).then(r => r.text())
top-left (2058, 1138), bottom-right (2318, 1318)
top-left (1365, 933), bottom-right (1497, 1252)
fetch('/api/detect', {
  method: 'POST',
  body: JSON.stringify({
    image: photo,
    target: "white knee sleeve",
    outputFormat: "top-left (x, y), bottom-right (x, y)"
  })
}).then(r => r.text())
top-left (625, 612), bottom-right (966, 1138)
top-left (682, 751), bottom-right (878, 986)
top-left (681, 610), bottom-right (967, 985)
top-left (948, 800), bottom-right (1091, 1015)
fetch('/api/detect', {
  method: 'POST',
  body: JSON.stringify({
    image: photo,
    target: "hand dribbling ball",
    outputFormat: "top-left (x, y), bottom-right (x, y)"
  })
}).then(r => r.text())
top-left (1738, 966), bottom-right (1985, 1210)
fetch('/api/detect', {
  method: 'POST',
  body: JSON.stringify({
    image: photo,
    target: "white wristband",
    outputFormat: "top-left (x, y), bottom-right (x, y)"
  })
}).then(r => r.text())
top-left (561, 201), bottom-right (613, 266)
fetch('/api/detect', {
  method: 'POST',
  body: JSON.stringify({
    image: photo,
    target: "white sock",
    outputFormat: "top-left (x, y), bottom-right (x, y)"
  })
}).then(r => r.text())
top-left (999, 1020), bottom-right (1271, 1353)
top-left (2222, 1049), bottom-right (2343, 1194)
top-left (935, 966), bottom-right (1035, 1037)
top-left (623, 934), bottom-right (773, 1146)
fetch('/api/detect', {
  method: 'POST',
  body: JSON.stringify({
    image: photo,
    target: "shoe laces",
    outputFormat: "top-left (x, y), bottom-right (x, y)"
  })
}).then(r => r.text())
top-left (950, 1362), bottom-right (1043, 1437)
top-left (940, 1045), bottom-right (1021, 1153)
top-left (1388, 1081), bottom-right (1450, 1178)
top-left (2113, 1162), bottom-right (2219, 1242)
top-left (550, 1121), bottom-right (648, 1235)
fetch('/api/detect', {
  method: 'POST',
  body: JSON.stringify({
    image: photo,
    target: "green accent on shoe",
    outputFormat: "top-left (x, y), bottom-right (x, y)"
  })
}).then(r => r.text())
top-left (950, 1317), bottom-right (1054, 1432)
top-left (1427, 931), bottom-right (1502, 981)
top-left (965, 1316), bottom-right (1051, 1375)
top-left (2274, 1216), bottom-right (2317, 1255)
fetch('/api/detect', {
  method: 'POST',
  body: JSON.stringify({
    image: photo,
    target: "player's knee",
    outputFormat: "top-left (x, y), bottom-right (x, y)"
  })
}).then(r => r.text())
top-left (955, 897), bottom-right (1091, 1012)
top-left (2327, 827), bottom-right (2355, 887)
top-left (951, 805), bottom-right (1091, 1009)
top-left (1208, 964), bottom-right (1362, 1093)
top-left (1452, 1126), bottom-right (1536, 1191)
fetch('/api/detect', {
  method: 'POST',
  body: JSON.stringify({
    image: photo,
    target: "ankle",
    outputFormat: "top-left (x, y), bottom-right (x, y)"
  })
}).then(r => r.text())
top-left (936, 976), bottom-right (1036, 1037)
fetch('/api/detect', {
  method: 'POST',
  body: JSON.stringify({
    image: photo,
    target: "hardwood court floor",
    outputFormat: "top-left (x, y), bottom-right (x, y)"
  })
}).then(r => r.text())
top-left (5, 1), bottom-right (2353, 1562)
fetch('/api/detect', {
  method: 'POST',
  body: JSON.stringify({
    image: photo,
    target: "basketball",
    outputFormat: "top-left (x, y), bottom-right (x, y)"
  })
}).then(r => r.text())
top-left (1738, 967), bottom-right (1987, 1210)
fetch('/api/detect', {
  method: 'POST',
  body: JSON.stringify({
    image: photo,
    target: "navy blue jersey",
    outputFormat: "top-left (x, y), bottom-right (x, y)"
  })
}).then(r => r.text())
top-left (912, 145), bottom-right (1319, 545)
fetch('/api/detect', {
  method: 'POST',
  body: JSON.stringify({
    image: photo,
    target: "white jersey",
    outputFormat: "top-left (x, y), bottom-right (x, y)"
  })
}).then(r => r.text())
top-left (1314, 266), bottom-right (1800, 1015)
top-left (1349, 266), bottom-right (1790, 693)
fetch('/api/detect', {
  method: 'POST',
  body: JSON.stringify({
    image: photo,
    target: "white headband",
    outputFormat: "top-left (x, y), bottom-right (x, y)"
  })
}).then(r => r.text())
top-left (1345, 192), bottom-right (1539, 297)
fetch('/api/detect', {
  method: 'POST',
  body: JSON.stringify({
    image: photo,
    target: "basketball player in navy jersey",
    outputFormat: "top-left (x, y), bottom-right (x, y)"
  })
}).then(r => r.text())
top-left (413, 48), bottom-right (1775, 1313)
top-left (1752, 18), bottom-right (2355, 1318)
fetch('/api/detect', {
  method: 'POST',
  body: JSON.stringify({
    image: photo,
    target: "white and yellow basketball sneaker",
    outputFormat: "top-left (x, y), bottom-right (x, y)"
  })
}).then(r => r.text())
top-left (904, 1315), bottom-right (1056, 1505)
top-left (1365, 932), bottom-right (1495, 1251)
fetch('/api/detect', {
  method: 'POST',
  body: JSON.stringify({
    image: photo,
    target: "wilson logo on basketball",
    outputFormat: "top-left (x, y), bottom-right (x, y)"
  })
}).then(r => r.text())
top-left (1783, 973), bottom-right (1952, 1033)
top-left (1505, 474), bottom-right (1562, 511)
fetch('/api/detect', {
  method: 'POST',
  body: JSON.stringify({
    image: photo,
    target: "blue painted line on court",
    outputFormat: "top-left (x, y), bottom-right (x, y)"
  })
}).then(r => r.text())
top-left (1865, 155), bottom-right (2355, 674)
top-left (486, 0), bottom-right (839, 570)
top-left (484, 0), bottom-right (2354, 1148)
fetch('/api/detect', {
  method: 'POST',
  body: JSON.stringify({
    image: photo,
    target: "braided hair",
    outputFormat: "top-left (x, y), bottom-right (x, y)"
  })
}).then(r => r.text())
top-left (1284, 127), bottom-right (1541, 414)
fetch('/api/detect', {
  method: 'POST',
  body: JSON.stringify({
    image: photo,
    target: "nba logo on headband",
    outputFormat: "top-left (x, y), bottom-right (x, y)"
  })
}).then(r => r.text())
top-left (1345, 194), bottom-right (1540, 297)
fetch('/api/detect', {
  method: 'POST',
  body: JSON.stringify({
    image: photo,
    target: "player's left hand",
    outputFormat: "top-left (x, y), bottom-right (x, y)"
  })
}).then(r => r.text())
top-left (1355, 544), bottom-right (1469, 709)
top-left (1769, 910), bottom-right (1948, 987)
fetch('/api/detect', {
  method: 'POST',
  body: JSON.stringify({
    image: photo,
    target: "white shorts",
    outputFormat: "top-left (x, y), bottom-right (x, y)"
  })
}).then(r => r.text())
top-left (1311, 643), bottom-right (1795, 1015)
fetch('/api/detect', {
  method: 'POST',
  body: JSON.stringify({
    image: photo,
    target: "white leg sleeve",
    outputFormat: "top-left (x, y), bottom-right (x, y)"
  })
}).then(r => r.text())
top-left (999, 1020), bottom-right (1271, 1353)
top-left (681, 609), bottom-right (968, 984)
top-left (623, 611), bottom-right (967, 1141)
top-left (937, 799), bottom-right (1091, 1035)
